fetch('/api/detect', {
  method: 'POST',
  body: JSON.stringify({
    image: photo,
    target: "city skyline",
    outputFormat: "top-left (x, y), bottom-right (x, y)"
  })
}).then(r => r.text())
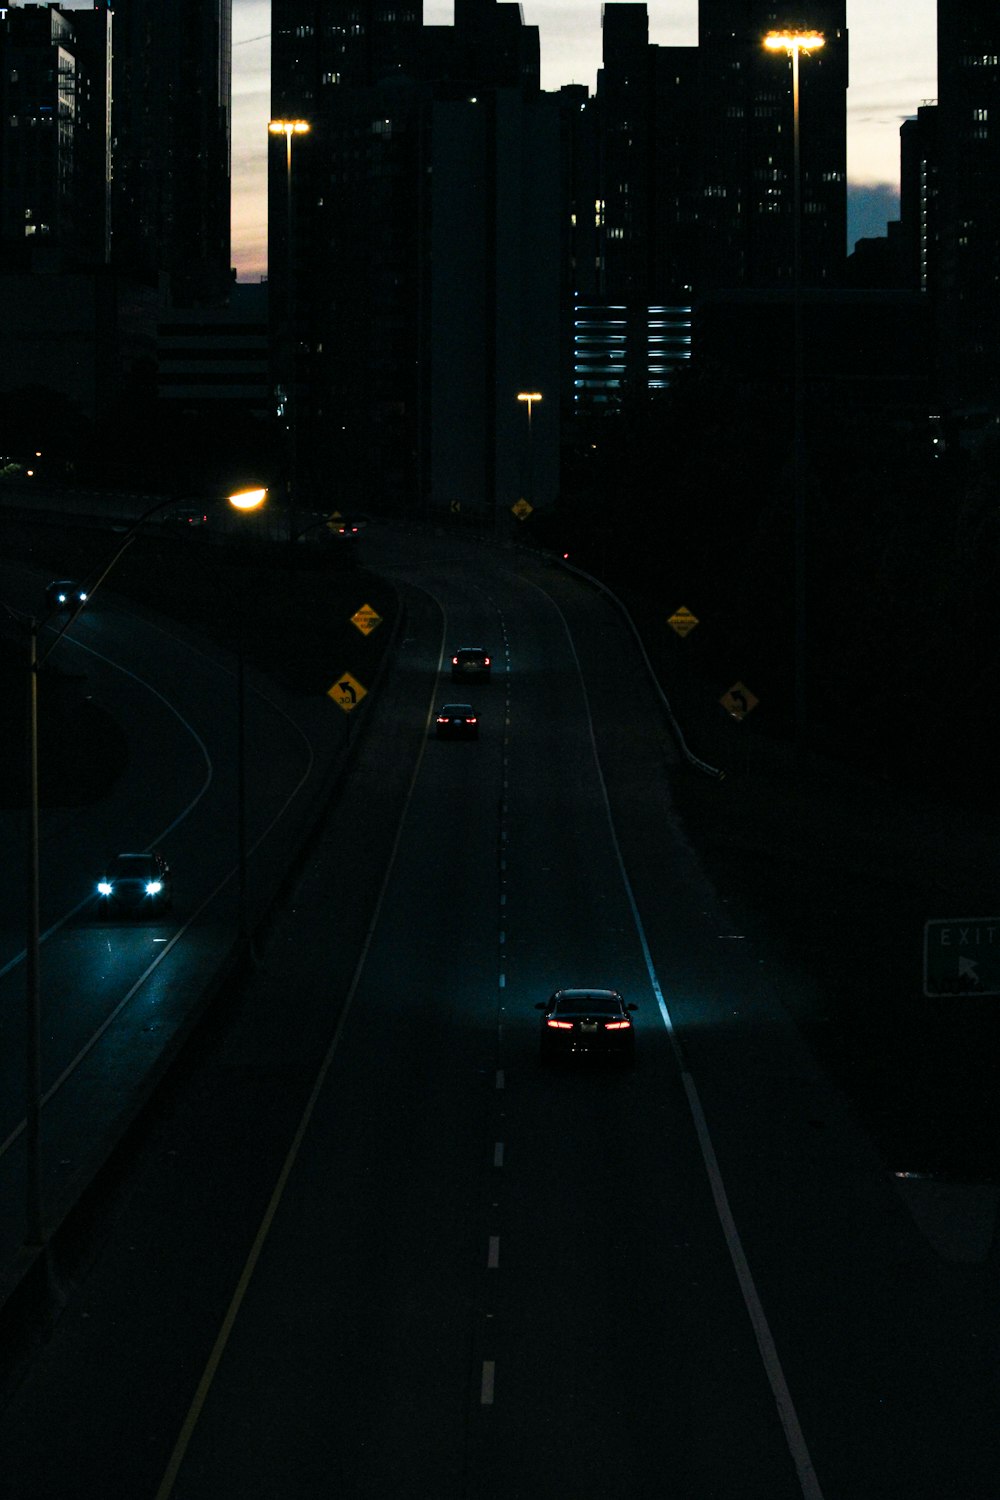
top-left (230, 0), bottom-right (938, 281)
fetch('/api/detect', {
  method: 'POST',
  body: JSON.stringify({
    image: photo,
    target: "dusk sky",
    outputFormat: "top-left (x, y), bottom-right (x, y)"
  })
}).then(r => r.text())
top-left (56, 0), bottom-right (926, 281)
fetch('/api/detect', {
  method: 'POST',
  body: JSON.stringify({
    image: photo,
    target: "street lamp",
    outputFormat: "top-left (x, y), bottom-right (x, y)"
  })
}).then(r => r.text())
top-left (21, 492), bottom-right (184, 1257)
top-left (516, 391), bottom-right (543, 516)
top-left (268, 119), bottom-right (310, 542)
top-left (20, 486), bottom-right (265, 1258)
top-left (226, 488), bottom-right (268, 942)
top-left (763, 29), bottom-right (824, 755)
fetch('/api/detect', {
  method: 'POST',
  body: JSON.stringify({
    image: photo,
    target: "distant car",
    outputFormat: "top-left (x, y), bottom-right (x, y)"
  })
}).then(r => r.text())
top-left (326, 514), bottom-right (366, 538)
top-left (537, 988), bottom-right (637, 1066)
top-left (46, 580), bottom-right (88, 612)
top-left (451, 646), bottom-right (491, 682)
top-left (164, 507), bottom-right (208, 529)
top-left (96, 851), bottom-right (173, 916)
top-left (435, 703), bottom-right (479, 740)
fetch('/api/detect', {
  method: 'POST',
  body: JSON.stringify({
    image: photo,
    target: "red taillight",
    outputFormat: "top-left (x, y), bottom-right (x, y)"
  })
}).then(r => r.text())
top-left (484, 657), bottom-right (491, 666)
top-left (452, 656), bottom-right (459, 665)
top-left (465, 717), bottom-right (477, 725)
top-left (546, 1019), bottom-right (573, 1030)
top-left (604, 1019), bottom-right (631, 1030)
top-left (436, 716), bottom-right (448, 724)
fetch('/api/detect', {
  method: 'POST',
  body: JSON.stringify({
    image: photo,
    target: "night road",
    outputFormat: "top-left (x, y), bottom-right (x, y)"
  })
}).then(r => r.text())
top-left (0, 528), bottom-right (996, 1499)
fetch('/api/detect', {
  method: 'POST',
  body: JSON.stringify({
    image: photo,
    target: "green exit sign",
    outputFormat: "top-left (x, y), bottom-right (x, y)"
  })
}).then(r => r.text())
top-left (923, 918), bottom-right (1000, 997)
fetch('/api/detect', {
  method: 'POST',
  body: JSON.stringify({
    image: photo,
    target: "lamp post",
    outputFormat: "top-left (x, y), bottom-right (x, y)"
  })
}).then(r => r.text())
top-left (227, 488), bottom-right (268, 941)
top-left (516, 391), bottom-right (543, 515)
top-left (268, 119), bottom-right (310, 544)
top-left (22, 492), bottom-right (182, 1253)
top-left (763, 30), bottom-right (824, 754)
top-left (21, 486), bottom-right (265, 1256)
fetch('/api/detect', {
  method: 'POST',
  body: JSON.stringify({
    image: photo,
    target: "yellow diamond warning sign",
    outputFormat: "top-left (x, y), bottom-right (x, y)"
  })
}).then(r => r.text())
top-left (669, 606), bottom-right (699, 637)
top-left (511, 498), bottom-right (533, 520)
top-left (351, 603), bottom-right (382, 636)
top-left (719, 682), bottom-right (759, 721)
top-left (328, 672), bottom-right (368, 712)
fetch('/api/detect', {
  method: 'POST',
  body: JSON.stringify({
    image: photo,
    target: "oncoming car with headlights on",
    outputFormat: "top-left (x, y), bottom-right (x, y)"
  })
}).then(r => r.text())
top-left (96, 852), bottom-right (173, 917)
top-left (45, 580), bottom-right (88, 612)
top-left (536, 988), bottom-right (637, 1066)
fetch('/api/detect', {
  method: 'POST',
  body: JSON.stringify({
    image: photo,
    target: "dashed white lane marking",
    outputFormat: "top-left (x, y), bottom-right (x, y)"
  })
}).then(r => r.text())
top-left (487, 1236), bottom-right (500, 1268)
top-left (494, 1142), bottom-right (504, 1167)
top-left (496, 1070), bottom-right (505, 1089)
top-left (481, 1361), bottom-right (495, 1405)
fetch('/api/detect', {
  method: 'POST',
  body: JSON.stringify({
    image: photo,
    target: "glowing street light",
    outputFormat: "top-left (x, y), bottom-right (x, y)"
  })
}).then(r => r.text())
top-left (763, 29), bottom-right (824, 755)
top-left (516, 392), bottom-right (543, 521)
top-left (269, 120), bottom-right (311, 540)
top-left (763, 30), bottom-right (825, 57)
top-left (228, 487), bottom-right (268, 511)
top-left (227, 488), bottom-right (267, 940)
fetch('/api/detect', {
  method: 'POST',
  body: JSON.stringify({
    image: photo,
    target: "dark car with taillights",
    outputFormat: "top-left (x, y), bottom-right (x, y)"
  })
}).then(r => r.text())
top-left (537, 988), bottom-right (637, 1066)
top-left (435, 703), bottom-right (479, 740)
top-left (450, 646), bottom-right (491, 682)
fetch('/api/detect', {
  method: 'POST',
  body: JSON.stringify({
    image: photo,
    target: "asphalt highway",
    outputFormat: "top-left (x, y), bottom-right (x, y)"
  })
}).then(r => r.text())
top-left (0, 530), bottom-right (996, 1498)
top-left (0, 554), bottom-right (358, 1302)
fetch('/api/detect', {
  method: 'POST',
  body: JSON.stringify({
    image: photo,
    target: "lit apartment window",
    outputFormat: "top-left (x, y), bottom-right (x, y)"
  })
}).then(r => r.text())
top-left (594, 199), bottom-right (605, 226)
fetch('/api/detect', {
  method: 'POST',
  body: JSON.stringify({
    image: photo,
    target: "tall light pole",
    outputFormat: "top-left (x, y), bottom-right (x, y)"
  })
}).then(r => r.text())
top-left (763, 30), bottom-right (824, 754)
top-left (268, 120), bottom-right (310, 545)
top-left (516, 391), bottom-right (543, 516)
top-left (20, 486), bottom-right (265, 1257)
top-left (227, 488), bottom-right (268, 942)
top-left (21, 493), bottom-right (186, 1254)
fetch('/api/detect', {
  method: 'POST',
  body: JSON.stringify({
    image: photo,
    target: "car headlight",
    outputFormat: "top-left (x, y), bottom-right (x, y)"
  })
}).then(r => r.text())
top-left (145, 880), bottom-right (163, 896)
top-left (98, 881), bottom-right (113, 896)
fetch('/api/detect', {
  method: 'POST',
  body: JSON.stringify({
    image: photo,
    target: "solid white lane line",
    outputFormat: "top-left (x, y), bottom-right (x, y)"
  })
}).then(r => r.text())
top-left (683, 1073), bottom-right (824, 1499)
top-left (529, 576), bottom-right (825, 1500)
top-left (153, 600), bottom-right (452, 1500)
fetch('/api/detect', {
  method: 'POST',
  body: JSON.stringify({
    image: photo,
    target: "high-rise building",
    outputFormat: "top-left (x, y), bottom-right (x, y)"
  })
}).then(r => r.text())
top-left (697, 0), bottom-right (847, 292)
top-left (898, 109), bottom-right (939, 296)
top-left (111, 0), bottom-right (233, 305)
top-left (934, 1), bottom-right (1000, 408)
top-left (269, 0), bottom-right (559, 518)
top-left (0, 4), bottom-right (112, 270)
top-left (566, 3), bottom-right (847, 411)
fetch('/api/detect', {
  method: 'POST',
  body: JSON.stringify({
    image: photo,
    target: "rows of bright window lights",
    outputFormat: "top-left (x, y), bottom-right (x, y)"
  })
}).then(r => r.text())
top-left (573, 305), bottom-right (692, 397)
